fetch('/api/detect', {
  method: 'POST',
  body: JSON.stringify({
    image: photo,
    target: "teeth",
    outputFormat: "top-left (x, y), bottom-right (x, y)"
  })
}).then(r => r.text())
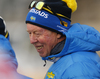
top-left (37, 46), bottom-right (43, 50)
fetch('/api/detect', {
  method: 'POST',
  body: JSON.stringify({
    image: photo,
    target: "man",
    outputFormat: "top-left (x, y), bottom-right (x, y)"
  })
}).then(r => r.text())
top-left (0, 16), bottom-right (33, 79)
top-left (26, 0), bottom-right (100, 79)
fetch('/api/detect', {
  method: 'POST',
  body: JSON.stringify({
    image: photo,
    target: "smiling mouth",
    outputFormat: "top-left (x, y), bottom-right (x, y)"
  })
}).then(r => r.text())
top-left (36, 46), bottom-right (43, 50)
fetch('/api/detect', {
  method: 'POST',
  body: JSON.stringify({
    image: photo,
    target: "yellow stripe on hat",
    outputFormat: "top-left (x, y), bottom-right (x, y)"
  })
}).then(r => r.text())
top-left (56, 13), bottom-right (70, 20)
top-left (62, 0), bottom-right (77, 13)
top-left (5, 31), bottom-right (8, 38)
top-left (43, 7), bottom-right (53, 14)
top-left (43, 7), bottom-right (70, 20)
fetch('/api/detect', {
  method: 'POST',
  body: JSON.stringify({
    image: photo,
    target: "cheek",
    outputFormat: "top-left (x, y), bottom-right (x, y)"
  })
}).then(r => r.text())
top-left (45, 35), bottom-right (52, 41)
top-left (43, 35), bottom-right (56, 47)
top-left (38, 35), bottom-right (52, 44)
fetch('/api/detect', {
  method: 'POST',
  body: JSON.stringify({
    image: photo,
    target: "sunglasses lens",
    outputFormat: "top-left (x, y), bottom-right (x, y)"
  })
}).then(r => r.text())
top-left (30, 1), bottom-right (37, 8)
top-left (35, 2), bottom-right (44, 10)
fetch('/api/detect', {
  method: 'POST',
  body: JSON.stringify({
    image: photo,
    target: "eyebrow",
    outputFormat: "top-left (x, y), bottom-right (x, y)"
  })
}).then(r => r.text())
top-left (26, 29), bottom-right (38, 33)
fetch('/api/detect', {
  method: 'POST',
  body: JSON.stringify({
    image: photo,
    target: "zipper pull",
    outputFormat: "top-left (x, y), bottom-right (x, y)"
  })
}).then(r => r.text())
top-left (43, 60), bottom-right (47, 67)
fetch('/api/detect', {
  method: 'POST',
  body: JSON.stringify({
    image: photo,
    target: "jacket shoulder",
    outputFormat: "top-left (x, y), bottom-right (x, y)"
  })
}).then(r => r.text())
top-left (61, 52), bottom-right (100, 79)
top-left (46, 52), bottom-right (100, 79)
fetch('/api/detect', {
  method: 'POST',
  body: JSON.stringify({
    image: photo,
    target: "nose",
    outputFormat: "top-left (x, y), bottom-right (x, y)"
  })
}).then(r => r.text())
top-left (29, 34), bottom-right (38, 44)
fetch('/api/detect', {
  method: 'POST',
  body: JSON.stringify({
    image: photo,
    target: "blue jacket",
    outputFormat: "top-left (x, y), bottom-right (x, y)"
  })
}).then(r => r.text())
top-left (43, 23), bottom-right (100, 79)
top-left (0, 35), bottom-right (33, 79)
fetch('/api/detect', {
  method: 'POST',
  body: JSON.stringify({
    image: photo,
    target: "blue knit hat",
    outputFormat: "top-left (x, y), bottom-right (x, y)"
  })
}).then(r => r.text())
top-left (26, 0), bottom-right (77, 34)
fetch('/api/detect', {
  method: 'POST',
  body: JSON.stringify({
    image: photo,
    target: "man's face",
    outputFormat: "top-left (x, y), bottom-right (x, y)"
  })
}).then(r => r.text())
top-left (27, 23), bottom-right (60, 57)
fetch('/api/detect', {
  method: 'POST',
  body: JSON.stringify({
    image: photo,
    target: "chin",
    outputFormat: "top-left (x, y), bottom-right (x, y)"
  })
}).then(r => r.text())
top-left (39, 53), bottom-right (46, 57)
top-left (39, 52), bottom-right (49, 57)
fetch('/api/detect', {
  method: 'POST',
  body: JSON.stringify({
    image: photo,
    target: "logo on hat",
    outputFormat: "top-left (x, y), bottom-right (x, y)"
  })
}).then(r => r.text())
top-left (60, 21), bottom-right (68, 27)
top-left (30, 8), bottom-right (49, 18)
top-left (30, 16), bottom-right (36, 21)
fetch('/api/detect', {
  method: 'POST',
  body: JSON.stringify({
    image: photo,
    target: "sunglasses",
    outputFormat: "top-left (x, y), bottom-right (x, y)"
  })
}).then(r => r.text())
top-left (29, 1), bottom-right (45, 10)
top-left (29, 1), bottom-right (65, 26)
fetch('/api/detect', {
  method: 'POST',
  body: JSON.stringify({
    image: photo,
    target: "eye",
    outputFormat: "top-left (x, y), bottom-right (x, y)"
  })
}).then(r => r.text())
top-left (27, 30), bottom-right (31, 35)
top-left (28, 32), bottom-right (32, 35)
top-left (35, 32), bottom-right (41, 36)
top-left (29, 32), bottom-right (31, 34)
top-left (35, 32), bottom-right (40, 35)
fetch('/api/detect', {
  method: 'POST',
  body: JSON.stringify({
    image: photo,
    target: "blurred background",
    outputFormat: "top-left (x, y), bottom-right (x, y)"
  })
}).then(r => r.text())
top-left (0, 0), bottom-right (100, 79)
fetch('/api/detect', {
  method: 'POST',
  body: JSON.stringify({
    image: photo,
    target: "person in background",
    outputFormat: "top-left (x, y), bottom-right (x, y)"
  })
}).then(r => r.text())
top-left (26, 0), bottom-right (100, 79)
top-left (0, 16), bottom-right (33, 79)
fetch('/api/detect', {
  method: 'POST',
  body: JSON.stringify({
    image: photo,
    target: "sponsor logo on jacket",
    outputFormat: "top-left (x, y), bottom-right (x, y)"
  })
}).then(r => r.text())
top-left (47, 72), bottom-right (55, 79)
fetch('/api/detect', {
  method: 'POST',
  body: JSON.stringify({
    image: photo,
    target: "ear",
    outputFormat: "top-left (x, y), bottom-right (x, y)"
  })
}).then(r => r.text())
top-left (57, 33), bottom-right (62, 39)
